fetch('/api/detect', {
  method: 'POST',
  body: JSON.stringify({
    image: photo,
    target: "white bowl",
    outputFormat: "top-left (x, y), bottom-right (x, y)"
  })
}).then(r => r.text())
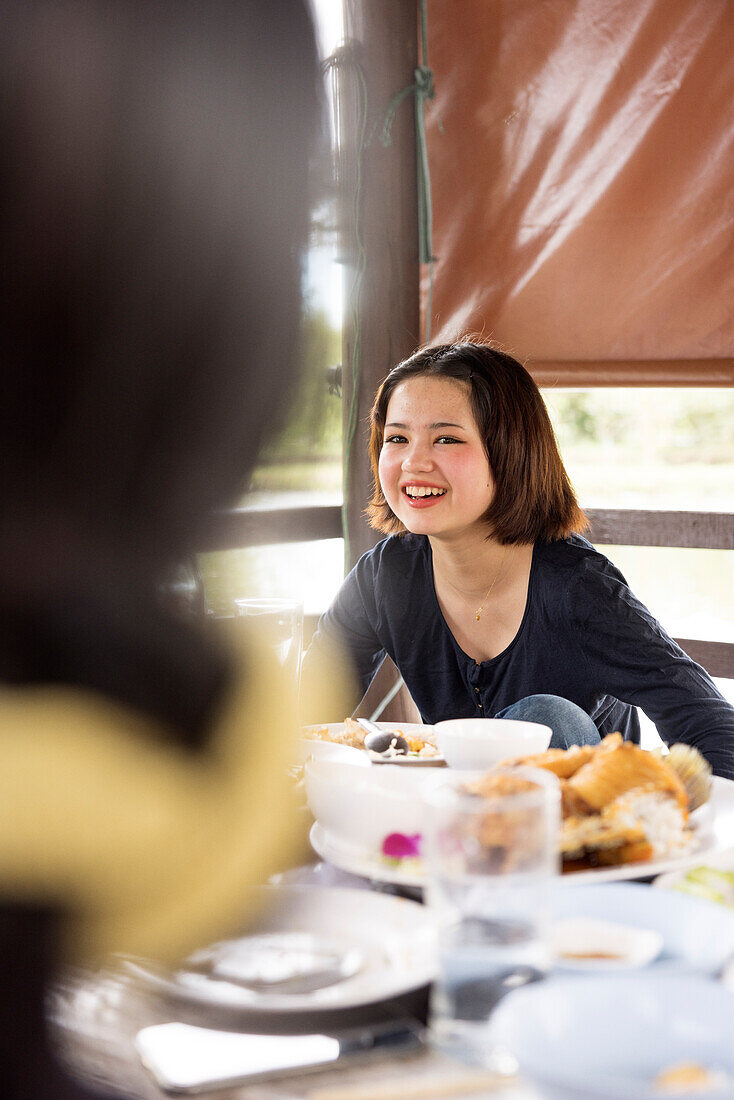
top-left (433, 718), bottom-right (551, 769)
top-left (304, 758), bottom-right (438, 853)
top-left (488, 973), bottom-right (734, 1099)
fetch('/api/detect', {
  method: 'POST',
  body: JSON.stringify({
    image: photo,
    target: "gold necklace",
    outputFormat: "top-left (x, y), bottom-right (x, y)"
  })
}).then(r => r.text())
top-left (474, 548), bottom-right (508, 621)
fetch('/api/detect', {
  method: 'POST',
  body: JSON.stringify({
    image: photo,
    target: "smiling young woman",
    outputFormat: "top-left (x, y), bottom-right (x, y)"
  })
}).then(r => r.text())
top-left (302, 341), bottom-right (734, 779)
top-left (366, 346), bottom-right (585, 669)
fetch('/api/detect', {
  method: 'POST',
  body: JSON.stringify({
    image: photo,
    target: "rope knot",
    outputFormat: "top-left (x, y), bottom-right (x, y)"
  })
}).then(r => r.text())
top-left (414, 65), bottom-right (435, 100)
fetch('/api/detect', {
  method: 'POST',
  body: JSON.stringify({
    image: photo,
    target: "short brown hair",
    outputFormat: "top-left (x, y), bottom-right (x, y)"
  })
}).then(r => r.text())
top-left (366, 342), bottom-right (588, 544)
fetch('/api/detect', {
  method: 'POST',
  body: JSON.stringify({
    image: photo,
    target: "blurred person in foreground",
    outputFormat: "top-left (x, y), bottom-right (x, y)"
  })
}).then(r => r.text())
top-left (0, 2), bottom-right (344, 1096)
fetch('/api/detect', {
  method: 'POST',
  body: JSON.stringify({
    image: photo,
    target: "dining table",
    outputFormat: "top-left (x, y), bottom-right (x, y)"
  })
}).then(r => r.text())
top-left (53, 857), bottom-right (541, 1100)
top-left (53, 758), bottom-right (734, 1100)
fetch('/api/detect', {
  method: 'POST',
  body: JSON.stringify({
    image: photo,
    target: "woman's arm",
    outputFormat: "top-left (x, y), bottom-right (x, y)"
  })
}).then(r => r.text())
top-left (569, 557), bottom-right (734, 779)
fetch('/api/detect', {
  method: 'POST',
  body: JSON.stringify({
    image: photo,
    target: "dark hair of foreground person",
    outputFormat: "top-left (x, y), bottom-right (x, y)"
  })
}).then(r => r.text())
top-left (0, 2), bottom-right (321, 1097)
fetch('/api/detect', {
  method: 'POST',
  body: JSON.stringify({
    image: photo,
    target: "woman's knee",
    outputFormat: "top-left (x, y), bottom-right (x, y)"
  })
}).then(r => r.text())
top-left (495, 694), bottom-right (601, 749)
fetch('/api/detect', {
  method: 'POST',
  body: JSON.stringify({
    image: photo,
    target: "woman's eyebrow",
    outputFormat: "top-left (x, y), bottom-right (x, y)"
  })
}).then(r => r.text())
top-left (384, 420), bottom-right (466, 429)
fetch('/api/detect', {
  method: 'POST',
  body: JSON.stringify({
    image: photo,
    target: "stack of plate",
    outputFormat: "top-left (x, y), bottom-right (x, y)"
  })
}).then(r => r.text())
top-left (123, 885), bottom-right (438, 1031)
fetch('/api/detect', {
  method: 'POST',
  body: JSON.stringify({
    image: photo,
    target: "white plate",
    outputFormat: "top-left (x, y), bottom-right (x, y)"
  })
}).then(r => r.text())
top-left (552, 882), bottom-right (734, 974)
top-left (302, 722), bottom-right (445, 766)
top-left (122, 885), bottom-right (437, 1018)
top-left (654, 844), bottom-right (734, 899)
top-left (488, 973), bottom-right (734, 1100)
top-left (310, 823), bottom-right (425, 888)
top-left (311, 776), bottom-right (734, 889)
top-left (368, 752), bottom-right (447, 767)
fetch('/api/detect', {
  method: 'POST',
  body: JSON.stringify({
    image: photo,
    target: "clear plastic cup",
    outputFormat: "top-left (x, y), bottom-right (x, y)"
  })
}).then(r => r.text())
top-left (233, 598), bottom-right (303, 690)
top-left (421, 766), bottom-right (561, 1074)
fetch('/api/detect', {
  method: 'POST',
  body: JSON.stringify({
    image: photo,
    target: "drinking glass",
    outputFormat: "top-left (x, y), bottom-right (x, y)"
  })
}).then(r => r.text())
top-left (233, 598), bottom-right (303, 690)
top-left (421, 766), bottom-right (560, 1074)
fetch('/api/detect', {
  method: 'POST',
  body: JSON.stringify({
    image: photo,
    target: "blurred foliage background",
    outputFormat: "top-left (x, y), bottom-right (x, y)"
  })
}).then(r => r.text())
top-left (247, 305), bottom-right (343, 496)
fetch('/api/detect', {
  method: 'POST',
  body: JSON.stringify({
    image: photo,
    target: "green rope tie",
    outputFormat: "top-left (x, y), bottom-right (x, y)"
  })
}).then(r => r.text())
top-left (372, 1), bottom-right (440, 715)
top-left (379, 0), bottom-right (439, 342)
top-left (339, 6), bottom-right (440, 712)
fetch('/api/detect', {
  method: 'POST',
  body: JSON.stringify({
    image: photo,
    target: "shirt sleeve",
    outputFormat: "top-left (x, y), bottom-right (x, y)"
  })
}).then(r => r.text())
top-left (300, 551), bottom-right (385, 722)
top-left (0, 628), bottom-right (323, 965)
top-left (567, 555), bottom-right (734, 779)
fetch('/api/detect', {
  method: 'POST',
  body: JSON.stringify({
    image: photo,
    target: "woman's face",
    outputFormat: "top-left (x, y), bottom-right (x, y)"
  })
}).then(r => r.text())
top-left (378, 374), bottom-right (494, 541)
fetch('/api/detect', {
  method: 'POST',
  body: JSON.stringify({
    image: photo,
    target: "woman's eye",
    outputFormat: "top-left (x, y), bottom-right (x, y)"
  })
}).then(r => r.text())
top-left (436, 435), bottom-right (462, 444)
top-left (384, 434), bottom-right (407, 444)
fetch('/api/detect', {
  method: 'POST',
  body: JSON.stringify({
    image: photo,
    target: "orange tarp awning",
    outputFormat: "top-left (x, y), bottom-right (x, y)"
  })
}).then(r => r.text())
top-left (424, 0), bottom-right (734, 384)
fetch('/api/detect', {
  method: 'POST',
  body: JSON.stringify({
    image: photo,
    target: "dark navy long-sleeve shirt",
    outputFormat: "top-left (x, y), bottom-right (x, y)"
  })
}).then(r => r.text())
top-left (307, 534), bottom-right (734, 779)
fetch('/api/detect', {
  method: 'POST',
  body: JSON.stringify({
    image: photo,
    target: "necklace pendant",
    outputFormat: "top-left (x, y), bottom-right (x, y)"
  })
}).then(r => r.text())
top-left (475, 611), bottom-right (481, 621)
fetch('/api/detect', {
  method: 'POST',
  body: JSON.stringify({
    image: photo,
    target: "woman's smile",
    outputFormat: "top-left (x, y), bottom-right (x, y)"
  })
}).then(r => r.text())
top-left (379, 375), bottom-right (494, 538)
top-left (402, 481), bottom-right (448, 506)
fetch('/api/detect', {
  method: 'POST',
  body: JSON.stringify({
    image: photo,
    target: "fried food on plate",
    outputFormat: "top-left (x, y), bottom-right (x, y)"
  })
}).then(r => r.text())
top-left (561, 783), bottom-right (693, 870)
top-left (499, 734), bottom-right (712, 872)
top-left (566, 740), bottom-right (688, 813)
top-left (501, 742), bottom-right (596, 779)
top-left (463, 771), bottom-right (545, 800)
top-left (561, 813), bottom-right (653, 869)
top-left (658, 742), bottom-right (713, 811)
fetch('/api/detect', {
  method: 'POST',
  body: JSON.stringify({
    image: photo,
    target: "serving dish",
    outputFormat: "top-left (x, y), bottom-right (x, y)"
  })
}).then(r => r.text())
top-left (295, 739), bottom-right (368, 767)
top-left (310, 776), bottom-right (734, 888)
top-left (304, 758), bottom-right (439, 851)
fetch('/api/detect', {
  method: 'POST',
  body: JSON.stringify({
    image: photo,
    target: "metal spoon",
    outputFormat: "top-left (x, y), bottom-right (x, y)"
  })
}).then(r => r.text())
top-left (355, 716), bottom-right (386, 738)
top-left (356, 717), bottom-right (409, 756)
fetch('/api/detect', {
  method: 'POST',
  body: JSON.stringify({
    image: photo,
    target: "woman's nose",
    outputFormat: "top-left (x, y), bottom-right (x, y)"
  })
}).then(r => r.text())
top-left (402, 441), bottom-right (433, 471)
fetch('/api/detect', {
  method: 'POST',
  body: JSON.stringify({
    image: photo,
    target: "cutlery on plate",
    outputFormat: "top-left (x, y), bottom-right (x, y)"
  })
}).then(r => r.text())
top-left (356, 717), bottom-right (409, 756)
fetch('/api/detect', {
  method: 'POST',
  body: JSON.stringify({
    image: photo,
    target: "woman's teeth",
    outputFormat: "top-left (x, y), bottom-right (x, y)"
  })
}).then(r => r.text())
top-left (405, 486), bottom-right (446, 498)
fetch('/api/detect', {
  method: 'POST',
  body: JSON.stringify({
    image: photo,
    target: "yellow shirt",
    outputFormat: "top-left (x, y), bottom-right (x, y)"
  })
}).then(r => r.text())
top-left (0, 627), bottom-right (322, 965)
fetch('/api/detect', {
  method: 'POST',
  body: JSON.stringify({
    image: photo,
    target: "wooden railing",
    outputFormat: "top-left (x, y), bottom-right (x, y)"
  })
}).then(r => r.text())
top-left (202, 504), bottom-right (342, 552)
top-left (203, 505), bottom-right (734, 679)
top-left (584, 509), bottom-right (734, 679)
